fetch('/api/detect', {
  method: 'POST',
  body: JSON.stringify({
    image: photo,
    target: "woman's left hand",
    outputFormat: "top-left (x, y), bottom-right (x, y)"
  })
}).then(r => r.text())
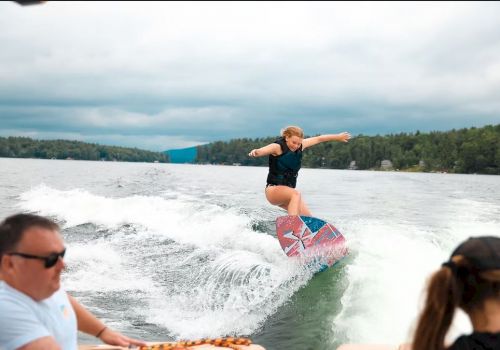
top-left (337, 132), bottom-right (351, 142)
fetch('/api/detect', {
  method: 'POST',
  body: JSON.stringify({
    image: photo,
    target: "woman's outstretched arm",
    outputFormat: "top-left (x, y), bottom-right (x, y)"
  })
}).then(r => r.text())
top-left (248, 143), bottom-right (281, 157)
top-left (302, 132), bottom-right (351, 150)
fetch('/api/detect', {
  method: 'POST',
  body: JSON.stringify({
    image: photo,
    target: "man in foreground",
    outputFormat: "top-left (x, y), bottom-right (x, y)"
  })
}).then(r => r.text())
top-left (0, 213), bottom-right (146, 350)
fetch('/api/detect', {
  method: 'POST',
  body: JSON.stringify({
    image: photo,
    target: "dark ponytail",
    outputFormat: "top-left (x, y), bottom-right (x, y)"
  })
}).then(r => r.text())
top-left (412, 259), bottom-right (462, 350)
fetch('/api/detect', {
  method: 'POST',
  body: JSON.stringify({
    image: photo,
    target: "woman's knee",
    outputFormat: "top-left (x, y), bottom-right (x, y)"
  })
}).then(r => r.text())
top-left (290, 190), bottom-right (301, 200)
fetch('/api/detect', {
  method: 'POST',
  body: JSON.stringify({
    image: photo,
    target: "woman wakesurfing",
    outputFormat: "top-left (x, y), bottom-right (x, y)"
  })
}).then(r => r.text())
top-left (248, 126), bottom-right (351, 216)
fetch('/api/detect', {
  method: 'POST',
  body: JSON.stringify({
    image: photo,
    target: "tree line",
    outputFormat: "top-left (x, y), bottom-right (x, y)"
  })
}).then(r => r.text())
top-left (0, 137), bottom-right (169, 163)
top-left (196, 124), bottom-right (500, 175)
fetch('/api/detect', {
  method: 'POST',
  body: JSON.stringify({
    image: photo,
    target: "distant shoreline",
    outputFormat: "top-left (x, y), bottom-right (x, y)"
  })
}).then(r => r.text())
top-left (195, 124), bottom-right (500, 175)
top-left (0, 136), bottom-right (168, 163)
top-left (2, 123), bottom-right (500, 175)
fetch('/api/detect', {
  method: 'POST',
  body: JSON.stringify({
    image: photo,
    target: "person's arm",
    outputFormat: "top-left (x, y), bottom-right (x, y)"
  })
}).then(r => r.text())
top-left (68, 295), bottom-right (146, 347)
top-left (302, 132), bottom-right (351, 150)
top-left (248, 143), bottom-right (281, 157)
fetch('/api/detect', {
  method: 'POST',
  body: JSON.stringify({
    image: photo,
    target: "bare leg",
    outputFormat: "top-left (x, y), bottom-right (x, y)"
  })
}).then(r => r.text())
top-left (299, 199), bottom-right (312, 217)
top-left (265, 186), bottom-right (313, 216)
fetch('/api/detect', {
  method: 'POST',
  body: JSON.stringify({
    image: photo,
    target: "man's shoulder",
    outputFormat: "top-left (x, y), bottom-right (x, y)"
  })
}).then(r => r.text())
top-left (0, 282), bottom-right (63, 343)
top-left (0, 282), bottom-right (35, 314)
top-left (0, 282), bottom-right (67, 314)
top-left (0, 281), bottom-right (23, 299)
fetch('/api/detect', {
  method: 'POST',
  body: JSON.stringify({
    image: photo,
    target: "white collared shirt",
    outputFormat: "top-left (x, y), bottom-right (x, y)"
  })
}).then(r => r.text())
top-left (0, 281), bottom-right (77, 350)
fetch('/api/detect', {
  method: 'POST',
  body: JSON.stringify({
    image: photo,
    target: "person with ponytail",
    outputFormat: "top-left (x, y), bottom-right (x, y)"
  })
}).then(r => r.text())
top-left (248, 126), bottom-right (351, 216)
top-left (337, 236), bottom-right (500, 350)
top-left (412, 236), bottom-right (500, 350)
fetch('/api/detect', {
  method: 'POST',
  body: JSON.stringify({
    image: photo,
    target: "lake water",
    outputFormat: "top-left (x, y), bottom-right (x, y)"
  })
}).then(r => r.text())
top-left (1, 158), bottom-right (499, 350)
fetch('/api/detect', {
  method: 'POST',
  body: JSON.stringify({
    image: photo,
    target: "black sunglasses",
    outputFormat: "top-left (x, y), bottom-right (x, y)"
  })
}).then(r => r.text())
top-left (7, 248), bottom-right (66, 268)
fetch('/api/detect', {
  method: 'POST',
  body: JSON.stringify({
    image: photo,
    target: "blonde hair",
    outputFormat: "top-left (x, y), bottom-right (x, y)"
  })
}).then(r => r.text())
top-left (281, 126), bottom-right (304, 139)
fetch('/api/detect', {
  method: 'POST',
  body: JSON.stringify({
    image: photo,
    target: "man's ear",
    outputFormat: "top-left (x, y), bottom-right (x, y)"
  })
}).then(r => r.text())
top-left (0, 255), bottom-right (14, 275)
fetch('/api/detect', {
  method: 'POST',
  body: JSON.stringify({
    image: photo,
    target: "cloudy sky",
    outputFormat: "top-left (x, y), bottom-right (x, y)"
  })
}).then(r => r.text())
top-left (1, 1), bottom-right (500, 151)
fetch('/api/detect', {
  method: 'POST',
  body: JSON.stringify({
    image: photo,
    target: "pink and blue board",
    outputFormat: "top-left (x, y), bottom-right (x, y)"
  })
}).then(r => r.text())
top-left (276, 215), bottom-right (348, 269)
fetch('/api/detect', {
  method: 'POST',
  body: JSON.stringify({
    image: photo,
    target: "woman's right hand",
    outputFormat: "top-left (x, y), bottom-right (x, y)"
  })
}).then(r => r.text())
top-left (248, 149), bottom-right (258, 157)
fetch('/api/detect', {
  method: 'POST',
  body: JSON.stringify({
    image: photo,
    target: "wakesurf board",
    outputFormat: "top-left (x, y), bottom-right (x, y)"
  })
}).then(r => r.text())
top-left (276, 215), bottom-right (348, 271)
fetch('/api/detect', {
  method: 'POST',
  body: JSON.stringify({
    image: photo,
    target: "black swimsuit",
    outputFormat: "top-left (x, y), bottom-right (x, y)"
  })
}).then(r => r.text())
top-left (266, 137), bottom-right (303, 189)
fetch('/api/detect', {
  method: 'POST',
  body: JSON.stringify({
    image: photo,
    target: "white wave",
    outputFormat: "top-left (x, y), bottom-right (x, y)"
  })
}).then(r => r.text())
top-left (18, 184), bottom-right (279, 253)
top-left (63, 241), bottom-right (155, 292)
top-left (17, 184), bottom-right (312, 338)
top-left (143, 250), bottom-right (308, 338)
top-left (333, 220), bottom-right (478, 345)
top-left (18, 184), bottom-right (192, 230)
top-left (20, 183), bottom-right (496, 343)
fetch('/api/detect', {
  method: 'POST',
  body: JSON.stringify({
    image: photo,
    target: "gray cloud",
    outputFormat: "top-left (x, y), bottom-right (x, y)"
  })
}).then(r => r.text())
top-left (1, 2), bottom-right (500, 150)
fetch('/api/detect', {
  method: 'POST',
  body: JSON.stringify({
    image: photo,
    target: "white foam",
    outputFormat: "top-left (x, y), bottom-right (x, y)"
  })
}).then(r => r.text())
top-left (332, 223), bottom-right (437, 343)
top-left (18, 184), bottom-right (312, 338)
top-left (18, 183), bottom-right (495, 342)
top-left (332, 197), bottom-right (496, 345)
top-left (143, 250), bottom-right (307, 338)
top-left (18, 184), bottom-right (192, 230)
top-left (18, 185), bottom-right (282, 253)
top-left (63, 241), bottom-right (155, 292)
